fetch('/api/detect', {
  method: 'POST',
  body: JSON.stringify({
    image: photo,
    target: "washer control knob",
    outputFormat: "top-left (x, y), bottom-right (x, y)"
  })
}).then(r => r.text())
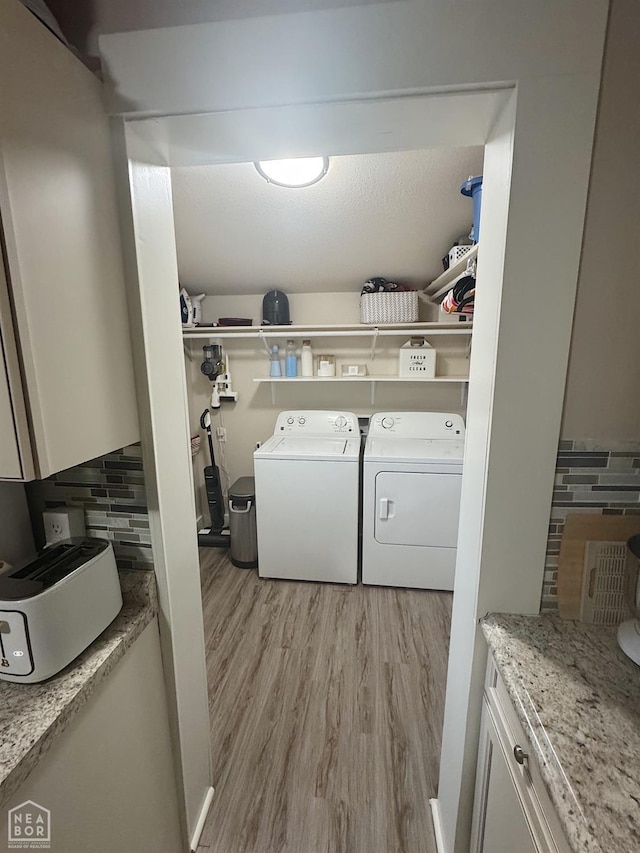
top-left (381, 417), bottom-right (395, 430)
top-left (445, 420), bottom-right (453, 428)
top-left (298, 417), bottom-right (306, 425)
top-left (287, 417), bottom-right (294, 425)
top-left (335, 415), bottom-right (347, 428)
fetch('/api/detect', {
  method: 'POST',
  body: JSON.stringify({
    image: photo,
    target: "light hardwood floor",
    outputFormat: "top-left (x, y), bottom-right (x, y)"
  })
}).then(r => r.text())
top-left (197, 549), bottom-right (452, 853)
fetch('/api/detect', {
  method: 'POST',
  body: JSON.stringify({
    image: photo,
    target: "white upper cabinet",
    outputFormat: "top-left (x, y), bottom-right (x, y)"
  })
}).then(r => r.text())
top-left (0, 335), bottom-right (23, 480)
top-left (0, 1), bottom-right (139, 480)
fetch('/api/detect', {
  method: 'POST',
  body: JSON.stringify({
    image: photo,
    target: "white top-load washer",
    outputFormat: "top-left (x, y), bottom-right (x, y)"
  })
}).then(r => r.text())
top-left (362, 412), bottom-right (465, 590)
top-left (254, 411), bottom-right (360, 583)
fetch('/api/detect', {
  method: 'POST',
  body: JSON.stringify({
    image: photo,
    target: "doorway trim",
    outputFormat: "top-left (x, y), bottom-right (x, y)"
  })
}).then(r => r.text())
top-left (114, 77), bottom-right (601, 851)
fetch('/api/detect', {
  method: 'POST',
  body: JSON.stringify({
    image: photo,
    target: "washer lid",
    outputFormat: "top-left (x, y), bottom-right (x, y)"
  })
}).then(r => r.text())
top-left (255, 435), bottom-right (361, 461)
top-left (365, 437), bottom-right (465, 464)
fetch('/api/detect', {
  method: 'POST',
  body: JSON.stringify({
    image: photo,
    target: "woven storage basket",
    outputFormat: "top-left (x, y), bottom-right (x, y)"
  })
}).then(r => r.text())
top-left (360, 291), bottom-right (418, 324)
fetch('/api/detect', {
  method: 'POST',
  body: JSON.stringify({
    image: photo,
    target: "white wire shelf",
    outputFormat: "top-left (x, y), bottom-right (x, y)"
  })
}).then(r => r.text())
top-left (182, 321), bottom-right (472, 340)
top-left (253, 375), bottom-right (469, 384)
top-left (424, 244), bottom-right (478, 302)
top-left (253, 373), bottom-right (470, 405)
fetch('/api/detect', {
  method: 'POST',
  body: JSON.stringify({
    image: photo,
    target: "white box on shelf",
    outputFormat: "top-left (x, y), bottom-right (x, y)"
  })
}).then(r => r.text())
top-left (398, 339), bottom-right (436, 378)
top-left (341, 364), bottom-right (368, 377)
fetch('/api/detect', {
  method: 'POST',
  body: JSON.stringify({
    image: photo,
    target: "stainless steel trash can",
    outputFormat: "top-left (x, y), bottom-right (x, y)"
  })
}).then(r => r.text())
top-left (229, 477), bottom-right (258, 569)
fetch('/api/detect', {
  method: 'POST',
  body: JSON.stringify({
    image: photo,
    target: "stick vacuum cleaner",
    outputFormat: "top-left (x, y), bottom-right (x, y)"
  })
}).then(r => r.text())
top-left (197, 408), bottom-right (230, 548)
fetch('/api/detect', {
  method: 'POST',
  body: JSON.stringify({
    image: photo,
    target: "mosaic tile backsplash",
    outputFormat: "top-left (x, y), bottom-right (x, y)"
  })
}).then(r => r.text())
top-left (27, 445), bottom-right (152, 571)
top-left (542, 440), bottom-right (640, 610)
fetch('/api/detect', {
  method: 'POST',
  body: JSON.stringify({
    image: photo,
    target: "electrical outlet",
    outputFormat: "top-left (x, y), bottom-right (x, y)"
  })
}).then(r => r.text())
top-left (216, 426), bottom-right (227, 441)
top-left (43, 508), bottom-right (86, 545)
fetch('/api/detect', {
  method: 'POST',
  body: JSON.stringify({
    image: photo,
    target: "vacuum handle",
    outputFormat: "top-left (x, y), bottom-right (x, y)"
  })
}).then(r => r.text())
top-left (200, 408), bottom-right (216, 462)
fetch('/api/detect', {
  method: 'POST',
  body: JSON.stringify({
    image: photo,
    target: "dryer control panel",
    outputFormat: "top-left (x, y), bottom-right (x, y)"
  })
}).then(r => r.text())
top-left (368, 412), bottom-right (465, 439)
top-left (274, 410), bottom-right (358, 435)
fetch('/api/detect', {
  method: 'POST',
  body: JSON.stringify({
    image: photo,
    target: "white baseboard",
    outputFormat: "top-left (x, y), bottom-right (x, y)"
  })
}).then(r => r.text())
top-left (190, 786), bottom-right (215, 851)
top-left (429, 798), bottom-right (447, 853)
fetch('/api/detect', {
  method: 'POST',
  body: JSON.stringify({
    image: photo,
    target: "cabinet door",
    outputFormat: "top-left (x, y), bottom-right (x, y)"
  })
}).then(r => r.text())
top-left (0, 331), bottom-right (21, 479)
top-left (0, 235), bottom-right (33, 480)
top-left (0, 1), bottom-right (139, 479)
top-left (472, 701), bottom-right (538, 853)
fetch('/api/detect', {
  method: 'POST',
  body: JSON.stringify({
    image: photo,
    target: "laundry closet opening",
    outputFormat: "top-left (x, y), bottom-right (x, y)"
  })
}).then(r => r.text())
top-left (119, 86), bottom-right (518, 849)
top-left (174, 138), bottom-right (480, 848)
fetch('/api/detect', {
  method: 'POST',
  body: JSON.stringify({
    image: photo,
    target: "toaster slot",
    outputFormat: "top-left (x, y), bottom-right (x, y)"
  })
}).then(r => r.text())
top-left (9, 540), bottom-right (107, 589)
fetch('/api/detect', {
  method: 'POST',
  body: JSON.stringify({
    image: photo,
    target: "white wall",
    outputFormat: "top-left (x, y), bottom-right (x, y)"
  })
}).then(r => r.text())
top-left (0, 482), bottom-right (35, 567)
top-left (100, 3), bottom-right (606, 118)
top-left (561, 0), bottom-right (640, 443)
top-left (172, 148), bottom-right (483, 294)
top-left (47, 0), bottom-right (378, 57)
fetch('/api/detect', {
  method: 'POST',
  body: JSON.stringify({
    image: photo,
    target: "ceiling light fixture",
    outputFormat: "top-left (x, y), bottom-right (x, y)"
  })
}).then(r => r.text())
top-left (255, 156), bottom-right (329, 188)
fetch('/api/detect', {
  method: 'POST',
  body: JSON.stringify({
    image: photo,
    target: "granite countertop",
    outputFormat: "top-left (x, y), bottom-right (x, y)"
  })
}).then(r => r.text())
top-left (482, 613), bottom-right (640, 853)
top-left (0, 569), bottom-right (157, 810)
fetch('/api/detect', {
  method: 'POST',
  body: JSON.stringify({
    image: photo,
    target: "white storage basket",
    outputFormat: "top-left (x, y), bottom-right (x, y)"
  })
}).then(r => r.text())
top-left (360, 291), bottom-right (418, 324)
top-left (448, 245), bottom-right (474, 267)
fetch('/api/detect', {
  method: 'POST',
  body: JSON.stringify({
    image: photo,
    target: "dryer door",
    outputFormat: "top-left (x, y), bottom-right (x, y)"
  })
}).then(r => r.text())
top-left (374, 471), bottom-right (461, 547)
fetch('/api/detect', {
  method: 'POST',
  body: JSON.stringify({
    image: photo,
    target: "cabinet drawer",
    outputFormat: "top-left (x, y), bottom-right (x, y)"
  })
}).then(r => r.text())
top-left (484, 655), bottom-right (571, 853)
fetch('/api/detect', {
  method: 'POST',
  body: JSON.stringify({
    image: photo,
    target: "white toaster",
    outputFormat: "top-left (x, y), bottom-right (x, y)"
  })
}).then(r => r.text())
top-left (0, 538), bottom-right (122, 683)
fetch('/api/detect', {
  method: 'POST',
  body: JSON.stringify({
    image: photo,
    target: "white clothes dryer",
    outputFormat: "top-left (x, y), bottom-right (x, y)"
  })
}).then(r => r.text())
top-left (254, 411), bottom-right (361, 584)
top-left (362, 412), bottom-right (465, 590)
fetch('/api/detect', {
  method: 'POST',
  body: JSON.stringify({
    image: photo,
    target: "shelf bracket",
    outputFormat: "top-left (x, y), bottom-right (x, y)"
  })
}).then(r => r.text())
top-left (369, 327), bottom-right (380, 362)
top-left (370, 380), bottom-right (376, 406)
top-left (270, 382), bottom-right (276, 406)
top-left (461, 382), bottom-right (468, 409)
top-left (258, 330), bottom-right (273, 358)
top-left (183, 344), bottom-right (193, 362)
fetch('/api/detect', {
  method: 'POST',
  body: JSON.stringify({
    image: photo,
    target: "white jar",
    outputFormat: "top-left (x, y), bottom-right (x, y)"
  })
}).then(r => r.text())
top-left (301, 340), bottom-right (313, 377)
top-left (317, 354), bottom-right (336, 377)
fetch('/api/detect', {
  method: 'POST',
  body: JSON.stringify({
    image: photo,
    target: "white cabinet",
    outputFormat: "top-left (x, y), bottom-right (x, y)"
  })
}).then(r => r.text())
top-left (474, 701), bottom-right (539, 853)
top-left (0, 1), bottom-right (139, 481)
top-left (471, 654), bottom-right (571, 853)
top-left (0, 322), bottom-right (23, 479)
top-left (0, 621), bottom-right (183, 853)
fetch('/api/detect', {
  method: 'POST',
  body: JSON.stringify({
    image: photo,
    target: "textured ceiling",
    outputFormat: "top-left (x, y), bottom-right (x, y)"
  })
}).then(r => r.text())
top-left (172, 147), bottom-right (484, 295)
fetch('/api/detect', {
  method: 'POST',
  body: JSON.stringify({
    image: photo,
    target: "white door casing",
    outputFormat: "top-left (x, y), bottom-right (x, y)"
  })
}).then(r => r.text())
top-left (101, 3), bottom-right (608, 849)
